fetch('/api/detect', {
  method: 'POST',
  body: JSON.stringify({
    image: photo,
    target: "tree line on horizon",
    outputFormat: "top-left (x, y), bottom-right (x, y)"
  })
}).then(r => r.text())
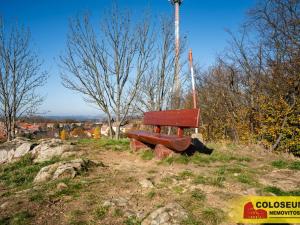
top-left (0, 0), bottom-right (299, 156)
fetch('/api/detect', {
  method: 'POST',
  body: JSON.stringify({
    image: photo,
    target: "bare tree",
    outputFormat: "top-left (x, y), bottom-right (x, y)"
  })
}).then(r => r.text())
top-left (60, 6), bottom-right (154, 139)
top-left (223, 28), bottom-right (266, 136)
top-left (0, 19), bottom-right (47, 141)
top-left (194, 0), bottom-right (300, 154)
top-left (135, 16), bottom-right (189, 113)
top-left (136, 17), bottom-right (174, 112)
top-left (249, 0), bottom-right (300, 151)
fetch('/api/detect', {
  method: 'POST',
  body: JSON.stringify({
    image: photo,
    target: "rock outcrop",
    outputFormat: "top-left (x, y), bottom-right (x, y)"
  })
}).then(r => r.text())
top-left (0, 137), bottom-right (34, 164)
top-left (0, 138), bottom-right (77, 164)
top-left (33, 159), bottom-right (99, 183)
top-left (32, 139), bottom-right (75, 162)
top-left (33, 163), bottom-right (60, 183)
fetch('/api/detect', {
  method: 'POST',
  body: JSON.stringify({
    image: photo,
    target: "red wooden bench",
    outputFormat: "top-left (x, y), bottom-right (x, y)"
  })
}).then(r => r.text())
top-left (126, 109), bottom-right (200, 158)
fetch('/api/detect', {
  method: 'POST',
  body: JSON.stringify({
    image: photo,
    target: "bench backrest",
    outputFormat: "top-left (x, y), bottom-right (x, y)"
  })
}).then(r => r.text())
top-left (144, 109), bottom-right (200, 128)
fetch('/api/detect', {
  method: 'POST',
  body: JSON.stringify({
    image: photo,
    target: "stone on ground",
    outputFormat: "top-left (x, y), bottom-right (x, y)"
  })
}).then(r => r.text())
top-left (0, 137), bottom-right (34, 164)
top-left (139, 179), bottom-right (154, 189)
top-left (52, 159), bottom-right (87, 180)
top-left (142, 203), bottom-right (188, 225)
top-left (0, 138), bottom-right (77, 165)
top-left (14, 142), bottom-right (35, 158)
top-left (32, 139), bottom-right (75, 162)
top-left (33, 163), bottom-right (60, 183)
top-left (34, 158), bottom-right (96, 183)
top-left (0, 149), bottom-right (15, 164)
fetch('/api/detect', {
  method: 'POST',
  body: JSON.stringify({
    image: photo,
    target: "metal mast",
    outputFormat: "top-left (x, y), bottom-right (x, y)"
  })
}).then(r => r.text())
top-left (170, 0), bottom-right (182, 109)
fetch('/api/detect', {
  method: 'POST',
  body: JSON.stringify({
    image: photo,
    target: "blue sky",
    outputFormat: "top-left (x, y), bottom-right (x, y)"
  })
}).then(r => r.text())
top-left (1, 0), bottom-right (255, 116)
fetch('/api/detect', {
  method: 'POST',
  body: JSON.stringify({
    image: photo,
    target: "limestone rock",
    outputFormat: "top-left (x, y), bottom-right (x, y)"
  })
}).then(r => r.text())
top-left (52, 159), bottom-right (87, 180)
top-left (0, 149), bottom-right (14, 164)
top-left (0, 138), bottom-right (77, 165)
top-left (142, 203), bottom-right (188, 225)
top-left (14, 142), bottom-right (34, 158)
top-left (32, 139), bottom-right (75, 162)
top-left (61, 151), bottom-right (77, 159)
top-left (0, 137), bottom-right (34, 164)
top-left (4, 137), bottom-right (31, 149)
top-left (139, 179), bottom-right (154, 189)
top-left (33, 163), bottom-right (60, 183)
top-left (34, 158), bottom-right (95, 183)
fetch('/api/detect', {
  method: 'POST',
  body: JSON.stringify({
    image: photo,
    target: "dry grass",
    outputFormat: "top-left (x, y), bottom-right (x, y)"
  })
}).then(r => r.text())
top-left (0, 139), bottom-right (299, 225)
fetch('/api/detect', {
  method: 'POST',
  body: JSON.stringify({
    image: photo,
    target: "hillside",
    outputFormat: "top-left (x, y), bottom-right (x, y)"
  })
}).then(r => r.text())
top-left (0, 138), bottom-right (299, 225)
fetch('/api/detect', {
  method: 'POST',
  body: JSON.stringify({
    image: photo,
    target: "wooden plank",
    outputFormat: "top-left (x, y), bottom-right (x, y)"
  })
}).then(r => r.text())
top-left (126, 130), bottom-right (191, 152)
top-left (143, 108), bottom-right (200, 128)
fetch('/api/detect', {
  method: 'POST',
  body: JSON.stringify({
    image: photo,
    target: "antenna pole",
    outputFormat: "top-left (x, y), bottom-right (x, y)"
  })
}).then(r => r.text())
top-left (170, 0), bottom-right (182, 109)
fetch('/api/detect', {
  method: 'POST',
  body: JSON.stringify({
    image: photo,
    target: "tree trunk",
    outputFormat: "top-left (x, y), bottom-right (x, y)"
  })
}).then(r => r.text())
top-left (6, 116), bottom-right (12, 141)
top-left (6, 128), bottom-right (12, 141)
top-left (107, 118), bottom-right (114, 139)
top-left (11, 116), bottom-right (16, 139)
top-left (115, 122), bottom-right (121, 140)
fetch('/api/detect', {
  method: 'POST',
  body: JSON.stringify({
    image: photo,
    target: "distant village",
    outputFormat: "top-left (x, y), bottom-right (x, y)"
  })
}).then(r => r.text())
top-left (0, 117), bottom-right (140, 141)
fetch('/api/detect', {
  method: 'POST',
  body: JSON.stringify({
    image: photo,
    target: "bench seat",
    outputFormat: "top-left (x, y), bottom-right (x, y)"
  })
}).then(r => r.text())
top-left (127, 130), bottom-right (191, 152)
